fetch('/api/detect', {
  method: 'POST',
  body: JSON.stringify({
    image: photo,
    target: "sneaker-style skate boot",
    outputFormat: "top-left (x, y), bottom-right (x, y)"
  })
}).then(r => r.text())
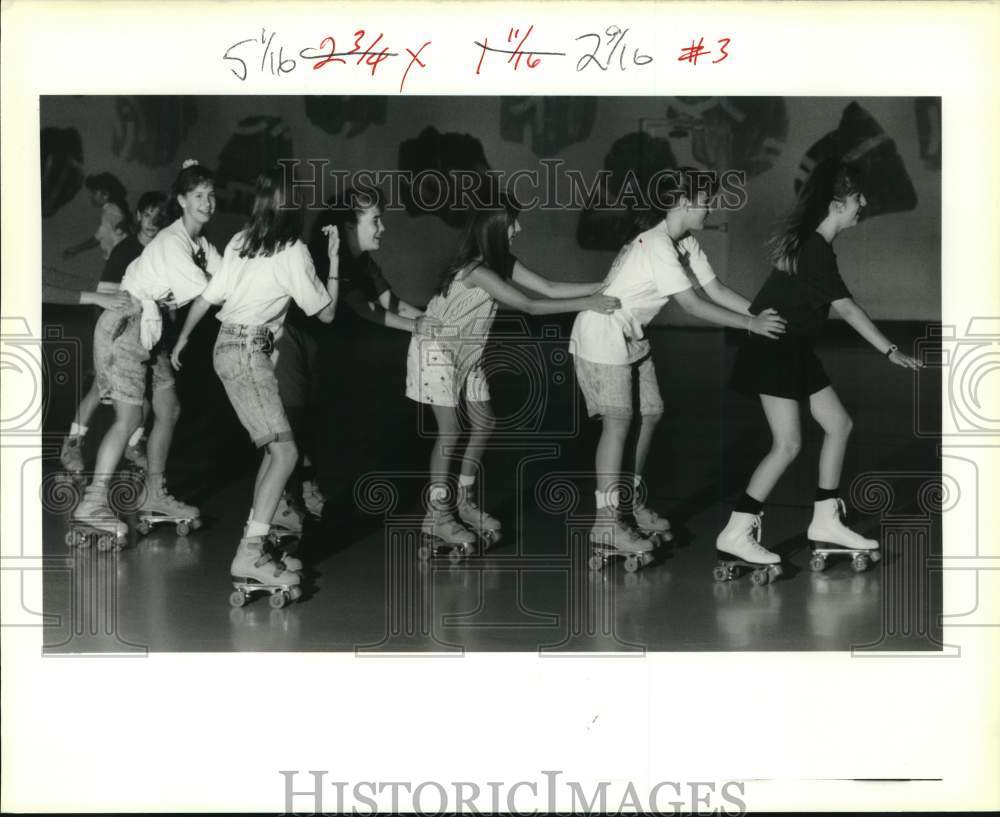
top-left (419, 509), bottom-right (477, 563)
top-left (123, 435), bottom-right (148, 473)
top-left (456, 485), bottom-right (502, 549)
top-left (135, 480), bottom-right (202, 537)
top-left (67, 486), bottom-right (127, 551)
top-left (588, 509), bottom-right (656, 572)
top-left (58, 435), bottom-right (86, 486)
top-left (714, 511), bottom-right (782, 585)
top-left (632, 502), bottom-right (673, 545)
top-left (301, 479), bottom-right (326, 519)
top-left (229, 535), bottom-right (303, 609)
top-left (807, 498), bottom-right (881, 573)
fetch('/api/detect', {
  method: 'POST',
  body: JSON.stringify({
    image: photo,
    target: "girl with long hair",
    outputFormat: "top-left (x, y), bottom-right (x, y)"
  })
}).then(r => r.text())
top-left (172, 169), bottom-right (340, 603)
top-left (718, 159), bottom-right (921, 578)
top-left (406, 191), bottom-right (621, 558)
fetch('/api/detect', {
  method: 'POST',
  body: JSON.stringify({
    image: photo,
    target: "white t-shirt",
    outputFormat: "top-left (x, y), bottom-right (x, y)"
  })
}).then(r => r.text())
top-left (203, 232), bottom-right (331, 333)
top-left (121, 217), bottom-right (221, 307)
top-left (570, 225), bottom-right (717, 364)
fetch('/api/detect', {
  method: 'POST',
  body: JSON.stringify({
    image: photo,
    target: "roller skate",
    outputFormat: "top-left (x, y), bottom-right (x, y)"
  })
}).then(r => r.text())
top-left (123, 435), bottom-right (148, 474)
top-left (229, 534), bottom-right (303, 609)
top-left (269, 494), bottom-right (305, 573)
top-left (807, 498), bottom-right (881, 573)
top-left (134, 478), bottom-right (202, 536)
top-left (418, 510), bottom-right (477, 563)
top-left (632, 502), bottom-right (673, 546)
top-left (67, 486), bottom-right (128, 551)
top-left (587, 510), bottom-right (657, 573)
top-left (714, 511), bottom-right (782, 585)
top-left (56, 435), bottom-right (87, 487)
top-left (456, 484), bottom-right (502, 550)
top-left (301, 479), bottom-right (326, 520)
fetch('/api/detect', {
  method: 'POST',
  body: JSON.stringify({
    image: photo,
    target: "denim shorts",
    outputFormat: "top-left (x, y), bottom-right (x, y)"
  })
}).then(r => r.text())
top-left (573, 352), bottom-right (664, 420)
top-left (213, 323), bottom-right (294, 448)
top-left (93, 305), bottom-right (175, 406)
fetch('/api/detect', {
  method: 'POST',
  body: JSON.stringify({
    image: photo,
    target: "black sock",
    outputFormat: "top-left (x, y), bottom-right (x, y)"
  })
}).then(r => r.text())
top-left (734, 492), bottom-right (763, 515)
top-left (815, 486), bottom-right (840, 502)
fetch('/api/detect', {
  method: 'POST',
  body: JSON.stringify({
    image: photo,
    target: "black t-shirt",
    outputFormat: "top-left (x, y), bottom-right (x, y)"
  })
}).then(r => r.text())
top-left (749, 232), bottom-right (852, 338)
top-left (101, 234), bottom-right (144, 284)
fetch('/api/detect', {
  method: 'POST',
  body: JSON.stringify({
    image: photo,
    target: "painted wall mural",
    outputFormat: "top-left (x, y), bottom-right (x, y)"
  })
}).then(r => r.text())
top-left (304, 96), bottom-right (387, 138)
top-left (111, 96), bottom-right (198, 168)
top-left (214, 115), bottom-right (293, 214)
top-left (40, 127), bottom-right (84, 218)
top-left (500, 97), bottom-right (597, 157)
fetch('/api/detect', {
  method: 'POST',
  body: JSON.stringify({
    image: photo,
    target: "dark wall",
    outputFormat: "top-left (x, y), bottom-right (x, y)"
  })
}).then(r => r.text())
top-left (41, 95), bottom-right (940, 321)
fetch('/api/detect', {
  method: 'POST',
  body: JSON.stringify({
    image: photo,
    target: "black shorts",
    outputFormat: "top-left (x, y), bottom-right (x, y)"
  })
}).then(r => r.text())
top-left (729, 334), bottom-right (830, 400)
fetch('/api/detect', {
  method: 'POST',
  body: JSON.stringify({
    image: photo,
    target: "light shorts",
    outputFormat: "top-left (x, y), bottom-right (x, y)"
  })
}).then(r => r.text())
top-left (213, 323), bottom-right (293, 448)
top-left (405, 336), bottom-right (490, 407)
top-left (573, 352), bottom-right (664, 420)
top-left (93, 305), bottom-right (174, 406)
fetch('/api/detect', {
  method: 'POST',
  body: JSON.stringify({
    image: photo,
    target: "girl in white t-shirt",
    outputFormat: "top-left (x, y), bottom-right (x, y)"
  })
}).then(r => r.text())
top-left (570, 168), bottom-right (786, 568)
top-left (172, 169), bottom-right (339, 600)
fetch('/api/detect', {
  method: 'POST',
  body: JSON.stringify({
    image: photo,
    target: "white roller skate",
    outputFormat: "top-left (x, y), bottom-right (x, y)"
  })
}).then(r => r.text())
top-left (588, 510), bottom-right (657, 573)
top-left (57, 435), bottom-right (86, 486)
top-left (229, 535), bottom-right (303, 609)
top-left (67, 486), bottom-right (128, 551)
top-left (135, 479), bottom-right (202, 536)
top-left (714, 511), bottom-right (782, 585)
top-left (807, 498), bottom-right (881, 573)
top-left (301, 479), bottom-right (326, 519)
top-left (418, 510), bottom-right (477, 563)
top-left (456, 485), bottom-right (502, 550)
top-left (633, 502), bottom-right (673, 545)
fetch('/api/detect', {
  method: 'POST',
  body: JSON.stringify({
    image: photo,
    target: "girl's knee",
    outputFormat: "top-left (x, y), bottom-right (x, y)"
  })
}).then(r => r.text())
top-left (834, 414), bottom-right (854, 437)
top-left (601, 415), bottom-right (632, 438)
top-left (269, 440), bottom-right (298, 468)
top-left (773, 437), bottom-right (802, 461)
top-left (641, 411), bottom-right (663, 427)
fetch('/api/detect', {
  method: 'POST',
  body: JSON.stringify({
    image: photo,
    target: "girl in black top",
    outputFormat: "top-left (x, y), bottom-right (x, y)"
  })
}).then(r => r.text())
top-left (718, 160), bottom-right (921, 568)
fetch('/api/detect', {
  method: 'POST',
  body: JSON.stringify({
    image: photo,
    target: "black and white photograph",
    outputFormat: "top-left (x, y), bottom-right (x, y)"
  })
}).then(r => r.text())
top-left (2, 2), bottom-right (997, 814)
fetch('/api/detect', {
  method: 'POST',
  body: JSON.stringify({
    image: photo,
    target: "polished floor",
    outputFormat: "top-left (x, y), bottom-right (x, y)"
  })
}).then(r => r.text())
top-left (41, 311), bottom-right (943, 653)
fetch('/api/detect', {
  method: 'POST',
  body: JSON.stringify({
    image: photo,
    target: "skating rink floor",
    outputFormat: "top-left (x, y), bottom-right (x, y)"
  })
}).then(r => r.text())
top-left (39, 311), bottom-right (943, 654)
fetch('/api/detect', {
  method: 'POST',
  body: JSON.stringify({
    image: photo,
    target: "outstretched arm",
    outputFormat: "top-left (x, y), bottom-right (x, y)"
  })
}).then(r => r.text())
top-left (170, 296), bottom-right (215, 368)
top-left (702, 278), bottom-right (752, 315)
top-left (344, 289), bottom-right (417, 331)
top-left (511, 260), bottom-right (604, 299)
top-left (673, 287), bottom-right (786, 338)
top-left (467, 265), bottom-right (619, 316)
top-left (832, 297), bottom-right (922, 369)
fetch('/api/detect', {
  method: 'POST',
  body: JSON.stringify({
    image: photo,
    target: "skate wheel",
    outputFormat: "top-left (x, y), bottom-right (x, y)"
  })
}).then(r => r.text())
top-left (624, 555), bottom-right (640, 573)
top-left (269, 591), bottom-right (288, 609)
top-left (750, 569), bottom-right (769, 586)
top-left (229, 590), bottom-right (247, 608)
top-left (851, 555), bottom-right (870, 573)
top-left (809, 555), bottom-right (827, 573)
top-left (417, 544), bottom-right (431, 561)
top-left (870, 550), bottom-right (882, 564)
top-left (588, 554), bottom-right (604, 571)
top-left (712, 565), bottom-right (729, 582)
top-left (769, 564), bottom-right (783, 580)
top-left (190, 517), bottom-right (203, 531)
top-left (96, 535), bottom-right (114, 552)
top-left (137, 520), bottom-right (152, 535)
top-left (64, 530), bottom-right (77, 547)
top-left (448, 547), bottom-right (464, 565)
top-left (288, 586), bottom-right (303, 602)
top-left (641, 553), bottom-right (655, 567)
top-left (176, 521), bottom-right (190, 536)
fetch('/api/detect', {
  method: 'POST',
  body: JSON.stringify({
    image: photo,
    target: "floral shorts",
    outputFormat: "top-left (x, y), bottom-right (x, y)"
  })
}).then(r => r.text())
top-left (93, 306), bottom-right (174, 406)
top-left (405, 337), bottom-right (490, 407)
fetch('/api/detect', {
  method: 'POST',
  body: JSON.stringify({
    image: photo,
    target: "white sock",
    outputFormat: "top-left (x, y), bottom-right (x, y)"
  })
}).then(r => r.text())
top-left (458, 474), bottom-right (476, 488)
top-left (633, 474), bottom-right (643, 487)
top-left (69, 423), bottom-right (87, 437)
top-left (127, 427), bottom-right (144, 447)
top-left (429, 484), bottom-right (449, 503)
top-left (595, 489), bottom-right (618, 511)
top-left (246, 520), bottom-right (270, 538)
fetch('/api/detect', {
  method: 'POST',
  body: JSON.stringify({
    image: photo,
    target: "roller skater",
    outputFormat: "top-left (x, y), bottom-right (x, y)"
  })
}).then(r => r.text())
top-left (67, 485), bottom-right (128, 551)
top-left (714, 511), bottom-right (782, 585)
top-left (807, 498), bottom-right (881, 573)
top-left (58, 434), bottom-right (86, 486)
top-left (587, 498), bottom-right (657, 573)
top-left (406, 187), bottom-right (620, 562)
top-left (229, 532), bottom-right (303, 609)
top-left (172, 168), bottom-right (340, 591)
top-left (722, 159), bottom-right (920, 577)
top-left (123, 434), bottom-right (149, 472)
top-left (628, 476), bottom-right (672, 545)
top-left (134, 474), bottom-right (202, 536)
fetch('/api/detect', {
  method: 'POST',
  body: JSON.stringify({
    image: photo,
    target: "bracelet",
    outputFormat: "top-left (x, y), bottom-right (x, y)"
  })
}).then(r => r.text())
top-left (328, 277), bottom-right (340, 282)
top-left (885, 344), bottom-right (898, 357)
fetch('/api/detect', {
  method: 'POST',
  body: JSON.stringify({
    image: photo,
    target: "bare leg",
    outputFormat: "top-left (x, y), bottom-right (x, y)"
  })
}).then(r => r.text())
top-left (92, 400), bottom-right (143, 488)
top-left (595, 415), bottom-right (631, 499)
top-left (745, 395), bottom-right (802, 502)
top-left (458, 400), bottom-right (495, 481)
top-left (145, 386), bottom-right (181, 488)
top-left (808, 386), bottom-right (853, 490)
top-left (250, 440), bottom-right (298, 526)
